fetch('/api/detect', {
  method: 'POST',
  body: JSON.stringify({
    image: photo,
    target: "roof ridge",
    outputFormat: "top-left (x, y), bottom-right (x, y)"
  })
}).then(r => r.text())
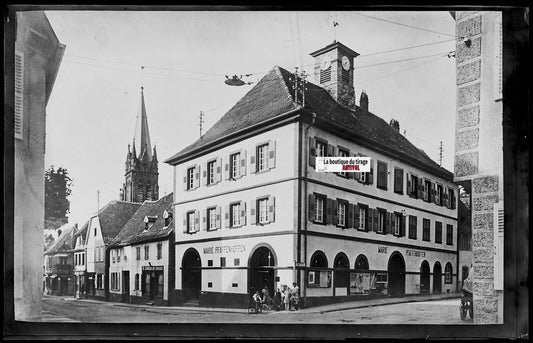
top-left (273, 65), bottom-right (296, 104)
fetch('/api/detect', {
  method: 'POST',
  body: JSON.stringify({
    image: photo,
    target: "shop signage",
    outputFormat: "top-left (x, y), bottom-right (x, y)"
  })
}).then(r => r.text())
top-left (377, 246), bottom-right (388, 254)
top-left (142, 265), bottom-right (164, 271)
top-left (203, 244), bottom-right (245, 255)
top-left (406, 249), bottom-right (425, 258)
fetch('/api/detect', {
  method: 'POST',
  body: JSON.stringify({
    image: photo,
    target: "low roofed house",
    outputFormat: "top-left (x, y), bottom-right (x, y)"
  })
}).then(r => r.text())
top-left (43, 224), bottom-right (77, 296)
top-left (108, 193), bottom-right (175, 305)
top-left (72, 221), bottom-right (89, 299)
top-left (84, 200), bottom-right (141, 300)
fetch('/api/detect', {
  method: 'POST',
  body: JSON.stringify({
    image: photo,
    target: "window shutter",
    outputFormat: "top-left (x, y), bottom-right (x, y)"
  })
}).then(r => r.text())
top-left (451, 190), bottom-right (456, 209)
top-left (435, 185), bottom-right (441, 206)
top-left (373, 209), bottom-right (378, 232)
top-left (430, 183), bottom-right (436, 203)
top-left (308, 194), bottom-right (316, 221)
top-left (202, 210), bottom-right (207, 231)
top-left (194, 210), bottom-right (200, 232)
top-left (183, 172), bottom-right (188, 191)
top-left (394, 168), bottom-right (403, 193)
top-left (327, 144), bottom-right (335, 157)
top-left (353, 204), bottom-right (360, 229)
top-left (268, 140), bottom-right (276, 169)
top-left (202, 163), bottom-right (208, 185)
top-left (331, 200), bottom-right (338, 226)
top-left (368, 160), bottom-right (374, 185)
top-left (268, 196), bottom-right (275, 223)
top-left (216, 206), bottom-right (221, 229)
top-left (224, 161), bottom-right (230, 181)
top-left (406, 173), bottom-right (411, 195)
top-left (216, 158), bottom-right (222, 183)
top-left (346, 203), bottom-right (354, 228)
top-left (250, 154), bottom-right (256, 174)
top-left (250, 200), bottom-right (256, 225)
top-left (391, 213), bottom-right (396, 235)
top-left (240, 150), bottom-right (247, 177)
top-left (182, 213), bottom-right (188, 233)
top-left (14, 51), bottom-right (24, 140)
top-left (224, 204), bottom-right (230, 228)
top-left (493, 202), bottom-right (504, 290)
top-left (325, 198), bottom-right (333, 224)
top-left (422, 180), bottom-right (428, 201)
top-left (240, 201), bottom-right (247, 226)
top-left (194, 166), bottom-right (200, 188)
top-left (309, 138), bottom-right (316, 168)
top-left (401, 215), bottom-right (406, 237)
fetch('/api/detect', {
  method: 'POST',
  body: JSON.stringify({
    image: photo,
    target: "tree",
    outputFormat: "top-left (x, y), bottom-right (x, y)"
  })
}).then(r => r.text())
top-left (45, 166), bottom-right (73, 220)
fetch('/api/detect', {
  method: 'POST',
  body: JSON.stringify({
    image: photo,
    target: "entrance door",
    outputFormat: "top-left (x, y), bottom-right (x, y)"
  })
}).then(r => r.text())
top-left (248, 246), bottom-right (276, 297)
top-left (433, 262), bottom-right (442, 293)
top-left (182, 249), bottom-right (202, 301)
top-left (387, 252), bottom-right (406, 297)
top-left (420, 261), bottom-right (430, 294)
top-left (122, 271), bottom-right (130, 303)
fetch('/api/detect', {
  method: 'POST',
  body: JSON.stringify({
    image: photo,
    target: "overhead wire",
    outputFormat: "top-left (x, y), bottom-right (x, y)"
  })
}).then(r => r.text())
top-left (358, 55), bottom-right (445, 85)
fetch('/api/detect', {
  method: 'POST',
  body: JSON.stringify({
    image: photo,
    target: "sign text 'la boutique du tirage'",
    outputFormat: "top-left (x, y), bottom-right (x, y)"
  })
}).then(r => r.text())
top-left (315, 157), bottom-right (371, 173)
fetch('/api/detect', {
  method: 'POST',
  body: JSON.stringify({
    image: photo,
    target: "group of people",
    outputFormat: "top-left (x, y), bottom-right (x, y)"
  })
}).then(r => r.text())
top-left (251, 283), bottom-right (300, 313)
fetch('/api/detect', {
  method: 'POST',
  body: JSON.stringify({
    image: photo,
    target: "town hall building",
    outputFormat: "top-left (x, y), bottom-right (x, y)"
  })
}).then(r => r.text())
top-left (165, 41), bottom-right (459, 308)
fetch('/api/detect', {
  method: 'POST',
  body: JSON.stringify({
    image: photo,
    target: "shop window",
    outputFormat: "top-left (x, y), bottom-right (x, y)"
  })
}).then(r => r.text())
top-left (423, 218), bottom-right (431, 242)
top-left (446, 224), bottom-right (454, 245)
top-left (110, 273), bottom-right (119, 291)
top-left (377, 161), bottom-right (388, 190)
top-left (394, 168), bottom-right (403, 194)
top-left (333, 253), bottom-right (350, 288)
top-left (445, 263), bottom-right (453, 284)
top-left (309, 251), bottom-right (331, 288)
top-left (157, 273), bottom-right (164, 297)
top-left (134, 274), bottom-right (139, 291)
top-left (143, 273), bottom-right (150, 295)
top-left (435, 221), bottom-right (443, 244)
top-left (408, 215), bottom-right (417, 239)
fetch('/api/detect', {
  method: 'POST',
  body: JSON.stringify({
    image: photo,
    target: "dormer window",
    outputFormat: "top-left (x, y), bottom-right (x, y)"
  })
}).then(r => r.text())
top-left (163, 210), bottom-right (173, 227)
top-left (144, 215), bottom-right (157, 231)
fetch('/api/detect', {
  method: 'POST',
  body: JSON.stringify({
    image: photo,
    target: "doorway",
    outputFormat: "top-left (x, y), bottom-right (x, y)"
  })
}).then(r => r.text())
top-left (182, 249), bottom-right (202, 301)
top-left (433, 262), bottom-right (442, 293)
top-left (122, 271), bottom-right (130, 303)
top-left (248, 246), bottom-right (276, 297)
top-left (387, 252), bottom-right (406, 297)
top-left (420, 260), bottom-right (430, 294)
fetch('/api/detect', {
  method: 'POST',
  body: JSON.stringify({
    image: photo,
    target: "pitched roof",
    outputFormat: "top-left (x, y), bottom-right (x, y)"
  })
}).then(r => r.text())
top-left (94, 200), bottom-right (142, 245)
top-left (165, 65), bottom-right (451, 179)
top-left (109, 193), bottom-right (174, 248)
top-left (133, 88), bottom-right (153, 161)
top-left (44, 224), bottom-right (76, 255)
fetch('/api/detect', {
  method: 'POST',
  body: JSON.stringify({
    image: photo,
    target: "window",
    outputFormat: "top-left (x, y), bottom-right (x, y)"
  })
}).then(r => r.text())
top-left (255, 144), bottom-right (267, 172)
top-left (448, 188), bottom-right (456, 209)
top-left (143, 273), bottom-right (150, 295)
top-left (111, 249), bottom-right (116, 263)
top-left (358, 205), bottom-right (367, 231)
top-left (134, 274), bottom-right (139, 291)
top-left (136, 247), bottom-right (141, 261)
top-left (230, 152), bottom-right (240, 179)
top-left (157, 273), bottom-right (164, 297)
top-left (97, 273), bottom-right (104, 290)
top-left (144, 245), bottom-right (149, 260)
top-left (394, 168), bottom-right (403, 194)
top-left (409, 174), bottom-right (418, 198)
top-left (208, 259), bottom-right (213, 267)
top-left (435, 221), bottom-right (443, 244)
top-left (445, 263), bottom-right (453, 284)
top-left (220, 257), bottom-right (226, 267)
top-left (157, 242), bottom-right (162, 260)
top-left (337, 201), bottom-right (346, 227)
top-left (207, 160), bottom-right (216, 185)
top-left (394, 213), bottom-right (402, 236)
top-left (320, 66), bottom-right (331, 83)
top-left (309, 251), bottom-right (330, 288)
top-left (377, 209), bottom-right (386, 233)
top-left (207, 207), bottom-right (217, 231)
top-left (187, 167), bottom-right (195, 190)
top-left (446, 224), bottom-right (454, 245)
top-left (258, 197), bottom-right (269, 224)
top-left (408, 215), bottom-right (417, 239)
top-left (231, 202), bottom-right (241, 227)
top-left (377, 161), bottom-right (388, 190)
top-left (437, 184), bottom-right (444, 206)
top-left (316, 140), bottom-right (326, 157)
top-left (234, 258), bottom-right (240, 266)
top-left (337, 148), bottom-right (349, 177)
top-left (459, 233), bottom-right (471, 251)
top-left (94, 228), bottom-right (97, 236)
top-left (423, 219), bottom-right (430, 241)
top-left (314, 195), bottom-right (325, 223)
top-left (117, 249), bottom-right (121, 263)
top-left (187, 211), bottom-right (195, 233)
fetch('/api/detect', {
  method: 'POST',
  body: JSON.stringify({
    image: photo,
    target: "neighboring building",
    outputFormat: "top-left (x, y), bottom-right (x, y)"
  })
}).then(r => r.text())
top-left (108, 193), bottom-right (175, 306)
top-left (165, 41), bottom-right (459, 308)
top-left (84, 201), bottom-right (141, 300)
top-left (73, 222), bottom-right (88, 299)
top-left (13, 11), bottom-right (65, 320)
top-left (120, 87), bottom-right (159, 203)
top-left (44, 224), bottom-right (77, 296)
top-left (452, 11), bottom-right (504, 323)
top-left (457, 191), bottom-right (472, 291)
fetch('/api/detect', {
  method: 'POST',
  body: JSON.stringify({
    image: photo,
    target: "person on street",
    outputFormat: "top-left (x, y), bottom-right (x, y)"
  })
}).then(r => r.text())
top-left (273, 288), bottom-right (282, 311)
top-left (291, 282), bottom-right (300, 310)
top-left (252, 290), bottom-right (262, 313)
top-left (262, 286), bottom-right (273, 309)
top-left (283, 285), bottom-right (291, 311)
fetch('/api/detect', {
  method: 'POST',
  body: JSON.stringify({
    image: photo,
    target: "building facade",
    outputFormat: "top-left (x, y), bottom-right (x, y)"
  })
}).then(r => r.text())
top-left (44, 225), bottom-right (76, 296)
top-left (120, 88), bottom-right (159, 203)
top-left (12, 11), bottom-right (65, 320)
top-left (84, 200), bottom-right (140, 300)
top-left (108, 193), bottom-right (175, 306)
top-left (452, 11), bottom-right (504, 324)
top-left (73, 223), bottom-right (88, 299)
top-left (166, 41), bottom-right (458, 308)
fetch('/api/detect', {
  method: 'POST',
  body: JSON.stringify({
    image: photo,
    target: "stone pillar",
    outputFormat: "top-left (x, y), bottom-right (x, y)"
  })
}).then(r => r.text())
top-left (454, 11), bottom-right (504, 324)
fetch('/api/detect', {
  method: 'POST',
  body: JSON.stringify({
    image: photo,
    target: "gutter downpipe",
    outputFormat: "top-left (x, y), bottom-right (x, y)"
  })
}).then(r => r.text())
top-left (303, 112), bottom-right (316, 309)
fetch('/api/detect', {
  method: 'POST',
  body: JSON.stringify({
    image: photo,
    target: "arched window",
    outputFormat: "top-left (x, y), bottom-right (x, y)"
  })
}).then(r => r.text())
top-left (445, 262), bottom-right (453, 284)
top-left (333, 253), bottom-right (350, 288)
top-left (354, 255), bottom-right (369, 270)
top-left (309, 251), bottom-right (329, 288)
top-left (310, 251), bottom-right (328, 268)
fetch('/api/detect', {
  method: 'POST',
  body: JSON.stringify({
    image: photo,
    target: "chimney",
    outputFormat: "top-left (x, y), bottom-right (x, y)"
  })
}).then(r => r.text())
top-left (359, 90), bottom-right (369, 111)
top-left (389, 119), bottom-right (400, 132)
top-left (310, 41), bottom-right (360, 109)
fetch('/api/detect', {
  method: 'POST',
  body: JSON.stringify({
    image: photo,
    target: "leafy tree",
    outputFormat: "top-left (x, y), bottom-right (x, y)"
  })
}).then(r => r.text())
top-left (45, 166), bottom-right (73, 220)
top-left (44, 233), bottom-right (55, 251)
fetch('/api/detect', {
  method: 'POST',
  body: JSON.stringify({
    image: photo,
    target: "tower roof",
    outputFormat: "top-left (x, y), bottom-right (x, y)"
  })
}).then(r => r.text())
top-left (133, 87), bottom-right (153, 161)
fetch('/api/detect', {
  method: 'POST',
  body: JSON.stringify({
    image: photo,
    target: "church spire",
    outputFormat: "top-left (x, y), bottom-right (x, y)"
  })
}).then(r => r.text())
top-left (134, 87), bottom-right (153, 161)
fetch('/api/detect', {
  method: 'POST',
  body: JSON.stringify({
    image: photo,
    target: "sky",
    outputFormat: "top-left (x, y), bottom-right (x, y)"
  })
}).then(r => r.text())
top-left (44, 10), bottom-right (457, 227)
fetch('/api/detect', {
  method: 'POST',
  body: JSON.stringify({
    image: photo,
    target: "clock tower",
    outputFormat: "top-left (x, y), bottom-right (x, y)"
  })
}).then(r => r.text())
top-left (310, 41), bottom-right (359, 109)
top-left (120, 87), bottom-right (159, 203)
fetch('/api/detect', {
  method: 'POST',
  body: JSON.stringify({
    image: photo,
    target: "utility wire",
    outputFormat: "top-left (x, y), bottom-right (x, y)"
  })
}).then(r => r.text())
top-left (356, 51), bottom-right (450, 69)
top-left (358, 38), bottom-right (456, 58)
top-left (351, 12), bottom-right (457, 38)
top-left (358, 55), bottom-right (444, 85)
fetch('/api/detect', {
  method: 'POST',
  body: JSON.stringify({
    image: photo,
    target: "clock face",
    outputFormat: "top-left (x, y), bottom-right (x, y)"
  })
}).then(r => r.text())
top-left (342, 56), bottom-right (351, 71)
top-left (320, 59), bottom-right (331, 71)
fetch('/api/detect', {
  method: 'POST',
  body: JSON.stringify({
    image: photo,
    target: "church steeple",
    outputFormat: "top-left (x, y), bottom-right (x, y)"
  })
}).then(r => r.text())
top-left (120, 87), bottom-right (159, 203)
